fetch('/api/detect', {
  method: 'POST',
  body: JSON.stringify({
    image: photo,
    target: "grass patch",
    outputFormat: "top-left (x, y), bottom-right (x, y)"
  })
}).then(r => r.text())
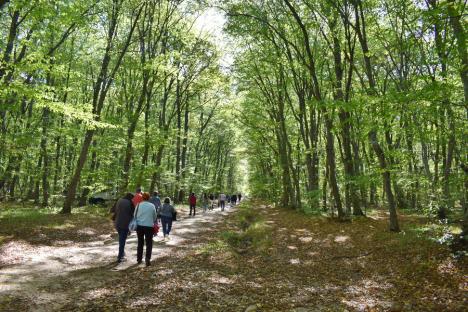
top-left (197, 239), bottom-right (230, 255)
top-left (220, 202), bottom-right (272, 254)
top-left (0, 203), bottom-right (113, 246)
top-left (196, 202), bottom-right (272, 256)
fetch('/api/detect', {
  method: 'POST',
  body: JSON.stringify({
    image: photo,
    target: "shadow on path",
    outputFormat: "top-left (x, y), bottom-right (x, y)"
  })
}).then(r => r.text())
top-left (0, 204), bottom-right (236, 308)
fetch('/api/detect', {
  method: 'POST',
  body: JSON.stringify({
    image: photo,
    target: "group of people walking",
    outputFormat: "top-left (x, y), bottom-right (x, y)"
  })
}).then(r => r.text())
top-left (110, 189), bottom-right (242, 266)
top-left (110, 189), bottom-right (176, 266)
top-left (188, 192), bottom-right (242, 215)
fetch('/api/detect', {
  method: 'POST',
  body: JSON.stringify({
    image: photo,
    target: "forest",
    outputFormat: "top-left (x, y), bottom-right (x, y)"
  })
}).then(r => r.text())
top-left (1, 0), bottom-right (248, 214)
top-left (0, 0), bottom-right (467, 311)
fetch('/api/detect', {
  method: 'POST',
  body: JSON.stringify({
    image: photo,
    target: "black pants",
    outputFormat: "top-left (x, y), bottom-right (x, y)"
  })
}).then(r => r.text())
top-left (137, 226), bottom-right (153, 262)
top-left (190, 204), bottom-right (196, 216)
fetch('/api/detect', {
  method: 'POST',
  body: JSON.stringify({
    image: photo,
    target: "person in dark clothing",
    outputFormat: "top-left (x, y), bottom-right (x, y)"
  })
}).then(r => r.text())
top-left (149, 191), bottom-right (162, 220)
top-left (158, 197), bottom-right (176, 239)
top-left (238, 193), bottom-right (242, 202)
top-left (209, 194), bottom-right (214, 210)
top-left (110, 193), bottom-right (135, 263)
top-left (231, 194), bottom-right (237, 206)
top-left (189, 193), bottom-right (197, 216)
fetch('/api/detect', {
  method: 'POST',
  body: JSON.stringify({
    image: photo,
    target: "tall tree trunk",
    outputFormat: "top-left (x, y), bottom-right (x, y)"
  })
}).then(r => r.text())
top-left (0, 10), bottom-right (19, 82)
top-left (447, 0), bottom-right (467, 239)
top-left (40, 108), bottom-right (50, 207)
top-left (62, 2), bottom-right (142, 213)
top-left (352, 0), bottom-right (399, 230)
top-left (447, 0), bottom-right (468, 106)
top-left (276, 123), bottom-right (293, 208)
top-left (174, 82), bottom-right (182, 202)
top-left (121, 121), bottom-right (137, 193)
top-left (149, 145), bottom-right (165, 193)
top-left (441, 108), bottom-right (456, 218)
top-left (428, 0), bottom-right (457, 219)
top-left (322, 165), bottom-right (328, 211)
top-left (179, 100), bottom-right (190, 202)
top-left (53, 117), bottom-right (64, 194)
top-left (138, 98), bottom-right (151, 187)
top-left (329, 15), bottom-right (363, 216)
top-left (78, 139), bottom-right (99, 206)
top-left (63, 129), bottom-right (94, 212)
top-left (324, 114), bottom-right (345, 219)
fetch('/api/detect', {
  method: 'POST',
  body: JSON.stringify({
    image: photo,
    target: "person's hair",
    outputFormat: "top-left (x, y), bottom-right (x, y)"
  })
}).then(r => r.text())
top-left (136, 187), bottom-right (142, 193)
top-left (142, 192), bottom-right (150, 201)
top-left (164, 197), bottom-right (171, 204)
top-left (191, 192), bottom-right (195, 196)
top-left (153, 191), bottom-right (159, 196)
top-left (123, 193), bottom-right (134, 201)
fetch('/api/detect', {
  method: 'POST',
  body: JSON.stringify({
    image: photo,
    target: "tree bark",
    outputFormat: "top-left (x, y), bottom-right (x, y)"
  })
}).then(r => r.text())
top-left (325, 115), bottom-right (345, 219)
top-left (121, 122), bottom-right (137, 193)
top-left (62, 2), bottom-right (142, 213)
top-left (178, 99), bottom-right (190, 202)
top-left (62, 129), bottom-right (94, 212)
top-left (329, 14), bottom-right (363, 216)
top-left (40, 107), bottom-right (50, 207)
top-left (447, 0), bottom-right (467, 238)
top-left (352, 0), bottom-right (399, 230)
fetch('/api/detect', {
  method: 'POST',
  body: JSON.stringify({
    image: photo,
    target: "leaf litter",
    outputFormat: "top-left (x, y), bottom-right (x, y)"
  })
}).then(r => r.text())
top-left (0, 201), bottom-right (466, 311)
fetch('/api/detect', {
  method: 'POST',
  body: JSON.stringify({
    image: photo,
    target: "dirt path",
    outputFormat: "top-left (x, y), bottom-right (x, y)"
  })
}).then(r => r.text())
top-left (0, 205), bottom-right (236, 311)
top-left (1, 201), bottom-right (466, 311)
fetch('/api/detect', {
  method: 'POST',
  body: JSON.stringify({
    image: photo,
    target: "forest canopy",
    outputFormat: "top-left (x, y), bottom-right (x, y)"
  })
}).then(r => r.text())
top-left (0, 0), bottom-right (242, 213)
top-left (0, 0), bottom-right (467, 236)
top-left (222, 0), bottom-right (467, 234)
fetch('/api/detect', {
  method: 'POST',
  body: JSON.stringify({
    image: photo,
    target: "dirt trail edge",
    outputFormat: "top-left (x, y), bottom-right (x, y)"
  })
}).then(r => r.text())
top-left (0, 205), bottom-right (236, 311)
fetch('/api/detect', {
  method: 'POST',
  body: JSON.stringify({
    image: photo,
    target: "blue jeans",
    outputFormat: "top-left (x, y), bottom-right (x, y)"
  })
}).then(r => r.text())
top-left (117, 228), bottom-right (129, 260)
top-left (161, 216), bottom-right (173, 236)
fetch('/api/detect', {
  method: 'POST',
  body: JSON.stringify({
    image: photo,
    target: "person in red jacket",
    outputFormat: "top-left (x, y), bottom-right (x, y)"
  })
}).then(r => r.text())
top-left (189, 193), bottom-right (197, 216)
top-left (132, 188), bottom-right (143, 207)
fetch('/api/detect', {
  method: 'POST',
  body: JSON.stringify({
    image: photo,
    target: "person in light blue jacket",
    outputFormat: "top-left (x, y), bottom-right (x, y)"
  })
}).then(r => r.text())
top-left (134, 192), bottom-right (157, 266)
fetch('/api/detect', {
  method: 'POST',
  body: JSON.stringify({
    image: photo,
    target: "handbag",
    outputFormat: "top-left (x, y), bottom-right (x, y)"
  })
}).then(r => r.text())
top-left (153, 223), bottom-right (160, 235)
top-left (172, 210), bottom-right (177, 221)
top-left (128, 204), bottom-right (140, 231)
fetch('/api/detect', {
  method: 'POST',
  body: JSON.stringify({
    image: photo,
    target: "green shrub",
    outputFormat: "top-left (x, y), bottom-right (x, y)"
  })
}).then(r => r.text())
top-left (221, 203), bottom-right (271, 253)
top-left (237, 205), bottom-right (261, 230)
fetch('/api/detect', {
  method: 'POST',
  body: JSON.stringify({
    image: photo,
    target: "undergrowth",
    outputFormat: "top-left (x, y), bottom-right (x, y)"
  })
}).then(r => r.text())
top-left (198, 202), bottom-right (272, 255)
